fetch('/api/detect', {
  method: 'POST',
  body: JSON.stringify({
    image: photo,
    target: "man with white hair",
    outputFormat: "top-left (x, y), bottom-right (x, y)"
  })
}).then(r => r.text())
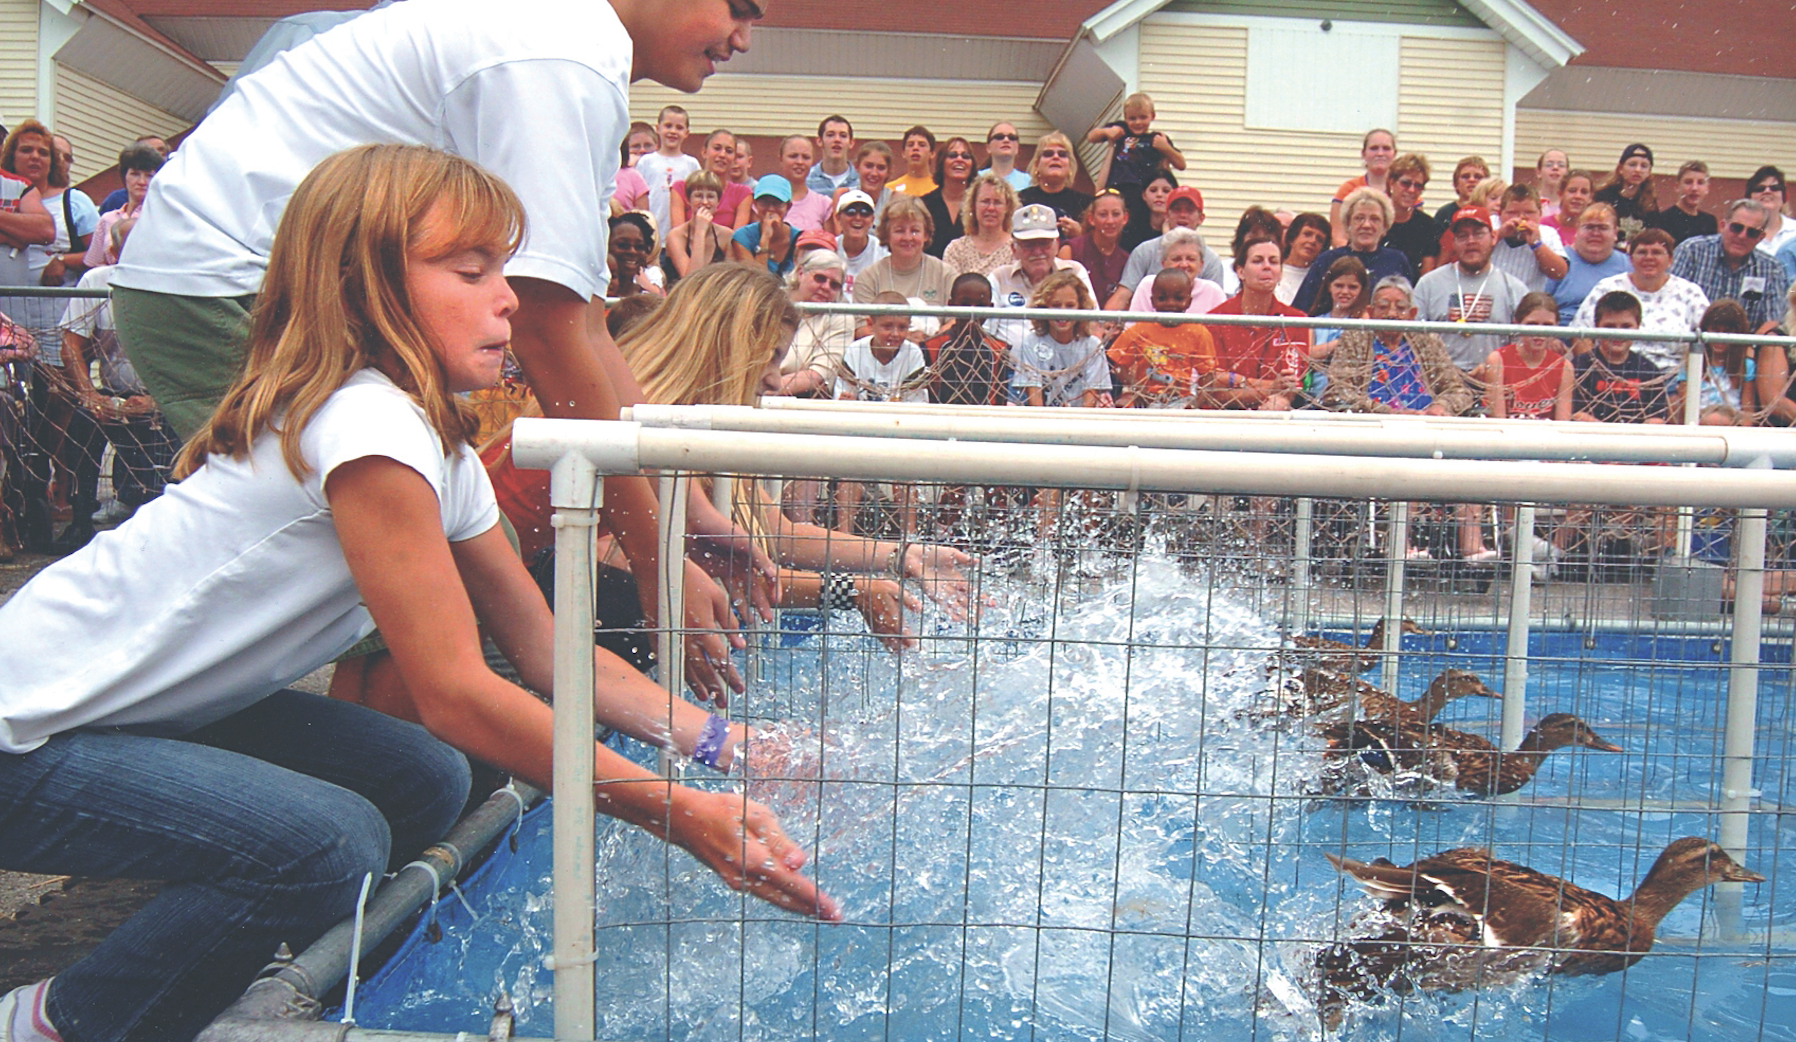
top-left (988, 203), bottom-right (1095, 350)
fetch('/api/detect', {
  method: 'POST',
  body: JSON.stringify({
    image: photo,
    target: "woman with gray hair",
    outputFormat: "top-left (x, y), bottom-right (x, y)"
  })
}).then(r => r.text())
top-left (780, 249), bottom-right (854, 399)
top-left (1323, 274), bottom-right (1474, 415)
top-left (1325, 274), bottom-right (1494, 560)
top-left (1123, 226), bottom-right (1226, 313)
top-left (1292, 186), bottom-right (1412, 316)
top-left (778, 249), bottom-right (855, 523)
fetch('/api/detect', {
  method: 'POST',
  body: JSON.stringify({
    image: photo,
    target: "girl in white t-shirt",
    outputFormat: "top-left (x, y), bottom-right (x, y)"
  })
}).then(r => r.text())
top-left (0, 145), bottom-right (835, 1041)
top-left (1012, 270), bottom-right (1112, 408)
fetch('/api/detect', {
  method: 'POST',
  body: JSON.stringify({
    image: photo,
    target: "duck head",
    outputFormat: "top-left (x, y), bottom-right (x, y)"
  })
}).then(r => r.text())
top-left (1369, 618), bottom-right (1431, 642)
top-left (1428, 669), bottom-right (1499, 701)
top-left (1530, 713), bottom-right (1622, 753)
top-left (1646, 837), bottom-right (1766, 888)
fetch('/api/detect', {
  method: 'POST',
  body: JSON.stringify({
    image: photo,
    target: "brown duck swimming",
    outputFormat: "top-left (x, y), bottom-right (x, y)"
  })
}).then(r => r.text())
top-left (1287, 619), bottom-right (1429, 673)
top-left (1320, 713), bottom-right (1621, 797)
top-left (1292, 668), bottom-right (1498, 726)
top-left (1314, 838), bottom-right (1764, 1023)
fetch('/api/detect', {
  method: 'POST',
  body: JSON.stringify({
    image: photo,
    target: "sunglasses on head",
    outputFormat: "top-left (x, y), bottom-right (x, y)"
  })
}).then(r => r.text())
top-left (1729, 221), bottom-right (1768, 240)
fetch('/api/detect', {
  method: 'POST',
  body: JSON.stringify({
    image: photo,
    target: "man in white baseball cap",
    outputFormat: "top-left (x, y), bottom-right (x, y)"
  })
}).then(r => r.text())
top-left (987, 204), bottom-right (1097, 350)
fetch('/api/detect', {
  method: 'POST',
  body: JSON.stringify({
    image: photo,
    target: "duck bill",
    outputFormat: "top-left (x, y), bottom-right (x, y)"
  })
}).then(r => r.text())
top-left (1723, 863), bottom-right (1767, 884)
top-left (1586, 735), bottom-right (1623, 753)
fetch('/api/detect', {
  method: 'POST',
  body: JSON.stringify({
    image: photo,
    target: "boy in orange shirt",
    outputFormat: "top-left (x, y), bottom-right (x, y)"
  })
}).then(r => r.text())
top-left (1107, 268), bottom-right (1218, 407)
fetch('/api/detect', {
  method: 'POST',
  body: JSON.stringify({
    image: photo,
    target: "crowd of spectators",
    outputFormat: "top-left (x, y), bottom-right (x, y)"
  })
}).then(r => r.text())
top-left (583, 106), bottom-right (1796, 564)
top-left (3, 103), bottom-right (1795, 564)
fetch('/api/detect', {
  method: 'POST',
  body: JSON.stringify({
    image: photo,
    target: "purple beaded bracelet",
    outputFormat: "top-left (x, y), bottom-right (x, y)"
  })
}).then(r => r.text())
top-left (692, 714), bottom-right (731, 770)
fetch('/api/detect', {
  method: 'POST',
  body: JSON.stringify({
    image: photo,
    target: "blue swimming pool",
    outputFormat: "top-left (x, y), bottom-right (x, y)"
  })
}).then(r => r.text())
top-left (342, 562), bottom-right (1796, 1041)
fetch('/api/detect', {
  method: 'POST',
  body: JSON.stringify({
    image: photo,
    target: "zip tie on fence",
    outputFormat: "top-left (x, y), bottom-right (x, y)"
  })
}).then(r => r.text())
top-left (497, 781), bottom-right (528, 853)
top-left (540, 948), bottom-right (604, 971)
top-left (340, 870), bottom-right (374, 1025)
top-left (398, 857), bottom-right (447, 942)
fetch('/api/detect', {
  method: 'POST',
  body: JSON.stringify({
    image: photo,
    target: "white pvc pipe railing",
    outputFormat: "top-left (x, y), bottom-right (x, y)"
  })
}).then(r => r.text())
top-left (1381, 503), bottom-right (1407, 695)
top-left (547, 455), bottom-right (599, 1040)
top-left (691, 402), bottom-right (1796, 468)
top-left (519, 421), bottom-right (1796, 509)
top-left (1501, 506), bottom-right (1537, 755)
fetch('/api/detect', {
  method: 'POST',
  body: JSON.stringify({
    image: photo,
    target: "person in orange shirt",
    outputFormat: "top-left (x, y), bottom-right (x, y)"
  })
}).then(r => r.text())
top-left (1108, 268), bottom-right (1218, 407)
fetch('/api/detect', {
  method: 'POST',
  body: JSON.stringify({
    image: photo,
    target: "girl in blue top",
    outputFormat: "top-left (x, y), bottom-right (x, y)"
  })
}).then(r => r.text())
top-left (0, 145), bottom-right (834, 1042)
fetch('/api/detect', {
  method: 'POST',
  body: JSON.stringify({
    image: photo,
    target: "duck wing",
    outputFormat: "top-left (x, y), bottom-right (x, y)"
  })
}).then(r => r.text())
top-left (1327, 849), bottom-right (1576, 950)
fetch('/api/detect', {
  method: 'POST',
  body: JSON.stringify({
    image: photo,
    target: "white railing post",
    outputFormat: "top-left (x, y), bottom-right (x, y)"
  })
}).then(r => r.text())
top-left (548, 453), bottom-right (599, 1041)
top-left (1382, 501), bottom-right (1408, 694)
top-left (1501, 505), bottom-right (1536, 754)
top-left (1717, 494), bottom-right (1768, 939)
top-left (655, 472), bottom-right (692, 780)
top-left (1674, 347), bottom-right (1704, 559)
top-left (1292, 497), bottom-right (1313, 635)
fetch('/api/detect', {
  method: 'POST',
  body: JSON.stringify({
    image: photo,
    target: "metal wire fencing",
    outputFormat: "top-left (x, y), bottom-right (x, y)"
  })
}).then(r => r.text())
top-left (454, 414), bottom-right (1796, 1042)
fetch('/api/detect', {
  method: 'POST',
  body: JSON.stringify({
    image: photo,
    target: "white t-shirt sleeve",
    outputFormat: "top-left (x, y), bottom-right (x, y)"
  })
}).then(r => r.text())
top-left (61, 266), bottom-right (113, 337)
top-left (440, 58), bottom-right (626, 301)
top-left (303, 378), bottom-right (499, 541)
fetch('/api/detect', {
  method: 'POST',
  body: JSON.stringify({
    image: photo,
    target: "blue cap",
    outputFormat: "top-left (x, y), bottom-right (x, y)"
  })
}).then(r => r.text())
top-left (753, 174), bottom-right (793, 203)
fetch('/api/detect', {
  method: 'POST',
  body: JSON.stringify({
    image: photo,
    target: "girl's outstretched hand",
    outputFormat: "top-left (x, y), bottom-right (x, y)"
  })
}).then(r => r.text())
top-left (682, 559), bottom-right (745, 702)
top-left (668, 788), bottom-right (840, 921)
top-left (903, 543), bottom-right (976, 620)
top-left (856, 578), bottom-right (921, 653)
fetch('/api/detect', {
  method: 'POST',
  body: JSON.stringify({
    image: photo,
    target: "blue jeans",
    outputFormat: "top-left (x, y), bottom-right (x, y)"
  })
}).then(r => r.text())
top-left (0, 690), bottom-right (471, 1042)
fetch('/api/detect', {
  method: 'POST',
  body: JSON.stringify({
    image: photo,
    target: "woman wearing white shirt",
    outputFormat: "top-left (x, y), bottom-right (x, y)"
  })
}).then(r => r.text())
top-left (2, 122), bottom-right (98, 361)
top-left (1747, 166), bottom-right (1796, 258)
top-left (1572, 226), bottom-right (1708, 371)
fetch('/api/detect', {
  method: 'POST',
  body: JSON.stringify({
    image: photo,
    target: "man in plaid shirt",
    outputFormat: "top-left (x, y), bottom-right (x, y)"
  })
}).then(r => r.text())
top-left (1670, 199), bottom-right (1790, 332)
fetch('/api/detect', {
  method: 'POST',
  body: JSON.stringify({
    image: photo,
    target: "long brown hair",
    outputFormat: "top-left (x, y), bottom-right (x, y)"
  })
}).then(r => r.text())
top-left (176, 144), bottom-right (523, 480)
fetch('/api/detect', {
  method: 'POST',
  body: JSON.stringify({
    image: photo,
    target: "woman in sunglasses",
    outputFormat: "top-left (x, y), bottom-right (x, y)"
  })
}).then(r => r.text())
top-left (1018, 131), bottom-right (1093, 244)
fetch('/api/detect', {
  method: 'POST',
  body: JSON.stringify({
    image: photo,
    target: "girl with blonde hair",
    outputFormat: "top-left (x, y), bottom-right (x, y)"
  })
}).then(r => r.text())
top-left (1019, 130), bottom-right (1094, 240)
top-left (486, 263), bottom-right (973, 653)
top-left (0, 144), bottom-right (838, 1041)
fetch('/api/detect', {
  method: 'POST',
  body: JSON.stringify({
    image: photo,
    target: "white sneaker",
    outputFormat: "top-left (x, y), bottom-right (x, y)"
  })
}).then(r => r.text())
top-left (0, 980), bottom-right (62, 1042)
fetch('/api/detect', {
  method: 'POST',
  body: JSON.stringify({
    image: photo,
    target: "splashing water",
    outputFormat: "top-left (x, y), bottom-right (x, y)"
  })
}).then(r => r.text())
top-left (347, 550), bottom-right (1794, 1041)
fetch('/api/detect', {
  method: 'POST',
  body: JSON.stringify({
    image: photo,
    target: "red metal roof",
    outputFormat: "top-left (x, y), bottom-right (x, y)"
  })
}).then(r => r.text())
top-left (759, 0), bottom-right (1112, 39)
top-left (118, 0), bottom-right (1112, 39)
top-left (1527, 0), bottom-right (1796, 80)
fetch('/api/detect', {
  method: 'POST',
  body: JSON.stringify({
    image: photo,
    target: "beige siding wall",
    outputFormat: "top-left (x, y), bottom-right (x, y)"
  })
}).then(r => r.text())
top-left (1136, 19), bottom-right (1505, 224)
top-left (1516, 109), bottom-right (1796, 183)
top-left (52, 64), bottom-right (190, 184)
top-left (0, 0), bottom-right (37, 130)
top-left (628, 74), bottom-right (1052, 151)
top-left (1396, 36), bottom-right (1506, 177)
